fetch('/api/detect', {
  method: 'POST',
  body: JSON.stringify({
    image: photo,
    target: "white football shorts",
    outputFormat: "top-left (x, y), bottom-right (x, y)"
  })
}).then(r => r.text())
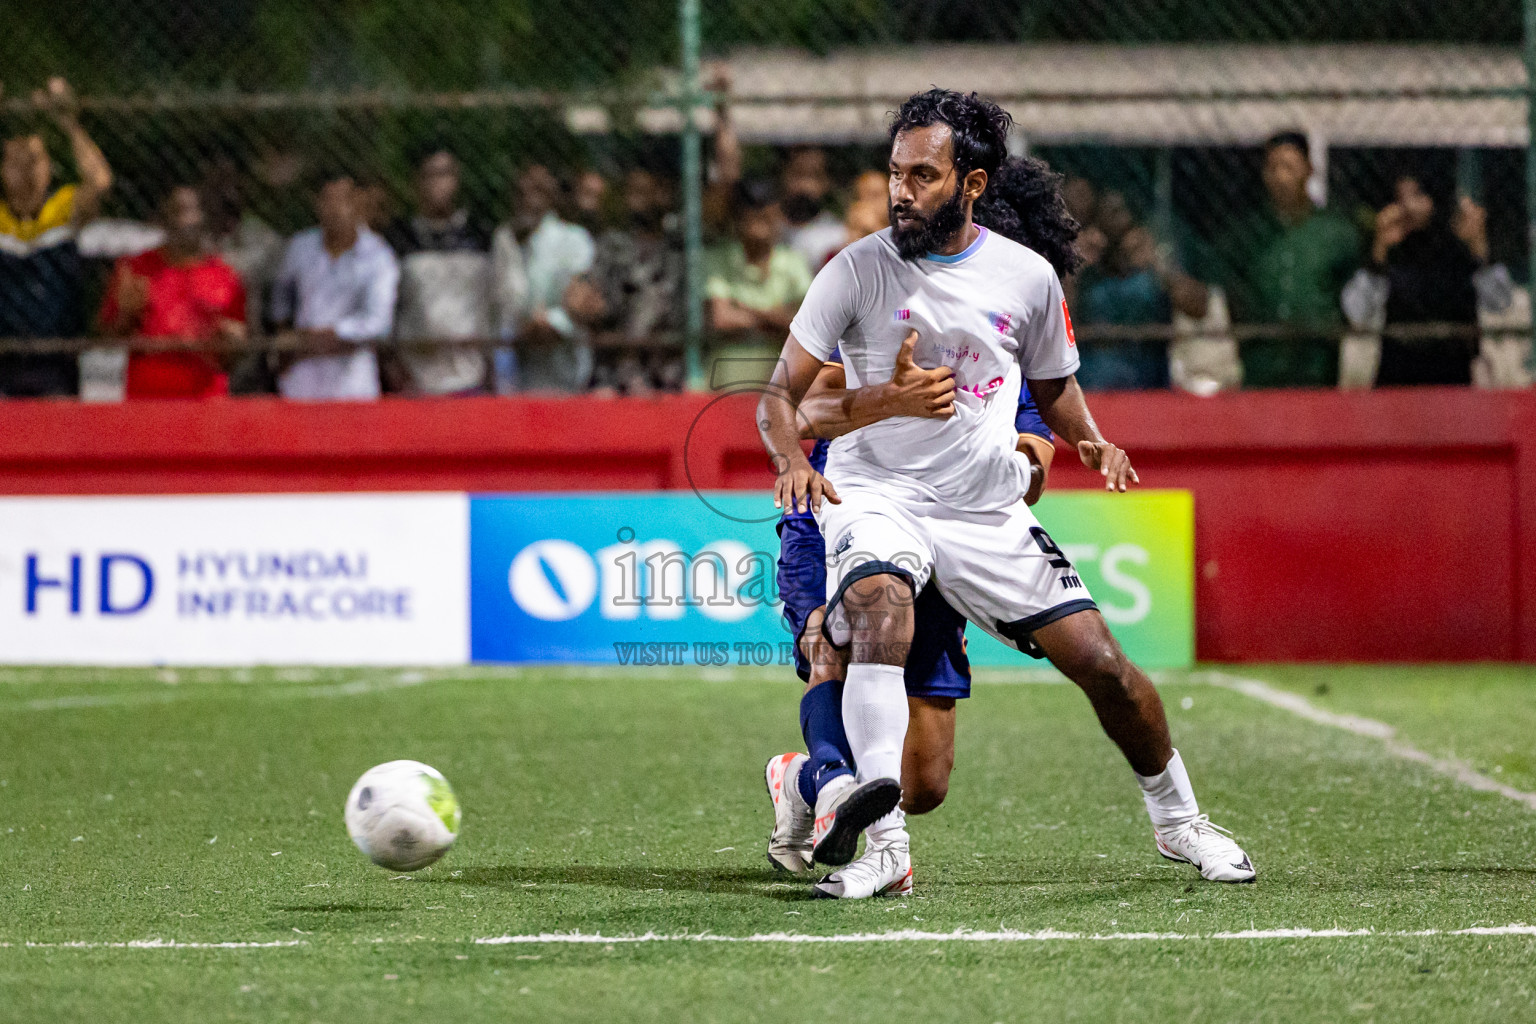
top-left (816, 489), bottom-right (1097, 658)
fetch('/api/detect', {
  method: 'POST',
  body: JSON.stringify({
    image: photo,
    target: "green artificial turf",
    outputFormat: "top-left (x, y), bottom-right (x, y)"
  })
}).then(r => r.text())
top-left (1, 664), bottom-right (1534, 1023)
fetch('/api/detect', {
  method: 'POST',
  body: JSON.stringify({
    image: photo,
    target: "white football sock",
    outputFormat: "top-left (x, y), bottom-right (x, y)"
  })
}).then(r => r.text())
top-left (1135, 748), bottom-right (1200, 828)
top-left (867, 807), bottom-right (909, 848)
top-left (842, 662), bottom-right (908, 785)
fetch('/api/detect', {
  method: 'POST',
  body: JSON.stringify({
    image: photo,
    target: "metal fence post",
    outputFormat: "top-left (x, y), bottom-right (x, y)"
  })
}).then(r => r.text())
top-left (680, 0), bottom-right (706, 390)
top-left (1527, 0), bottom-right (1536, 291)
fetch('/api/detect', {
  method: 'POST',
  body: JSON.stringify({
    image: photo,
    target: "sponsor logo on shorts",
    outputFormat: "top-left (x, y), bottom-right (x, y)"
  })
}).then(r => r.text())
top-left (830, 530), bottom-right (854, 561)
top-left (893, 309), bottom-right (911, 321)
top-left (1060, 573), bottom-right (1084, 589)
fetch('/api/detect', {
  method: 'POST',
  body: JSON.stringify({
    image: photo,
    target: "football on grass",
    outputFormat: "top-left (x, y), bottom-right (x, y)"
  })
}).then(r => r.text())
top-left (344, 760), bottom-right (461, 871)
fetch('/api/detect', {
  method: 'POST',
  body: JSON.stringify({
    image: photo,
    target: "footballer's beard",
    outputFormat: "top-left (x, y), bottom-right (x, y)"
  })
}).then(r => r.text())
top-left (889, 185), bottom-right (967, 262)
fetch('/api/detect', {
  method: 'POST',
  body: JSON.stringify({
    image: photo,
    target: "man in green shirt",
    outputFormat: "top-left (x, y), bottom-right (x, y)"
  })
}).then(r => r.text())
top-left (705, 179), bottom-right (812, 386)
top-left (1218, 132), bottom-right (1361, 388)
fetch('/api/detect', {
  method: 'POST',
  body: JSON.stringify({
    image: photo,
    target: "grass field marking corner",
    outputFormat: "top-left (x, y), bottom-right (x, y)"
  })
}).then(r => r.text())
top-left (1197, 669), bottom-right (1536, 812)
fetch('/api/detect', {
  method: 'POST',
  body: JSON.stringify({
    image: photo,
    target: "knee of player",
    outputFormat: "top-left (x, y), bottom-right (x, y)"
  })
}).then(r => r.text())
top-left (843, 578), bottom-right (914, 648)
top-left (1075, 644), bottom-right (1131, 691)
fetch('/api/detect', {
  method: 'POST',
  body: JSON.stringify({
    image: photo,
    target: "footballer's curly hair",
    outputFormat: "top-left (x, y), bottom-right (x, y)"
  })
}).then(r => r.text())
top-left (890, 88), bottom-right (1013, 181)
top-left (975, 156), bottom-right (1084, 279)
top-left (890, 90), bottom-right (1081, 278)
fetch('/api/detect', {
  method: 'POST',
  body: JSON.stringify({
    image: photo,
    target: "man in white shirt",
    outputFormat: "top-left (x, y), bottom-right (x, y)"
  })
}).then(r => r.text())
top-left (491, 165), bottom-right (595, 393)
top-left (386, 148), bottom-right (493, 395)
top-left (757, 89), bottom-right (1253, 898)
top-left (270, 176), bottom-right (399, 401)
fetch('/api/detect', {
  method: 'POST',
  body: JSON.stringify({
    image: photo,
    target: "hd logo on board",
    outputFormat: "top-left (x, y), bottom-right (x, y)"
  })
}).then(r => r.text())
top-left (0, 495), bottom-right (468, 665)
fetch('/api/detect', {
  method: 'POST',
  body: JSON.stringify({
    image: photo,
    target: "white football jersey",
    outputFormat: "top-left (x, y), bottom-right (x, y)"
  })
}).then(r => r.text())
top-left (790, 225), bottom-right (1078, 512)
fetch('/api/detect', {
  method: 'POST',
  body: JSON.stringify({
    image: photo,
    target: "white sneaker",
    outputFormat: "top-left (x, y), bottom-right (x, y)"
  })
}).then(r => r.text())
top-left (813, 836), bottom-right (913, 899)
top-left (764, 753), bottom-right (813, 874)
top-left (1155, 814), bottom-right (1256, 883)
top-left (812, 774), bottom-right (902, 867)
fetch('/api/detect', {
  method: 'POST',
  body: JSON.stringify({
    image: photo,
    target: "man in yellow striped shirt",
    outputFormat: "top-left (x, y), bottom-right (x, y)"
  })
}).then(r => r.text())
top-left (0, 77), bottom-right (113, 397)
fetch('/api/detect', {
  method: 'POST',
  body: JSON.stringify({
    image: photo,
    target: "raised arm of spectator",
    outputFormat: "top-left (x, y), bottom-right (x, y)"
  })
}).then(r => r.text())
top-left (702, 63), bottom-right (741, 235)
top-left (35, 78), bottom-right (112, 225)
top-left (1455, 196), bottom-right (1514, 316)
top-left (707, 63), bottom-right (741, 187)
top-left (333, 248), bottom-right (400, 342)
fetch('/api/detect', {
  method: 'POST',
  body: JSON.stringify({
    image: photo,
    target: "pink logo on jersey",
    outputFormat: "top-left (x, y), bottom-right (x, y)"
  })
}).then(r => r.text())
top-left (894, 309), bottom-right (911, 321)
top-left (1062, 299), bottom-right (1077, 347)
top-left (957, 375), bottom-right (1006, 399)
top-left (989, 311), bottom-right (1014, 335)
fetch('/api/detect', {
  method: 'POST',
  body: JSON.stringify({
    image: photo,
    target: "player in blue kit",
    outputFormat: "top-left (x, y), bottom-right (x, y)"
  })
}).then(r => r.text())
top-left (763, 156), bottom-right (1077, 894)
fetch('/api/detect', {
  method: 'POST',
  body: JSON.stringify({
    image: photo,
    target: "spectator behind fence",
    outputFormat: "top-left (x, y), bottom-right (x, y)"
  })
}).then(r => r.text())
top-left (0, 78), bottom-right (112, 397)
top-left (566, 168), bottom-right (685, 395)
top-left (201, 159), bottom-right (284, 394)
top-left (1217, 131), bottom-right (1360, 388)
top-left (843, 170), bottom-right (890, 245)
top-left (1072, 189), bottom-right (1209, 390)
top-left (705, 179), bottom-right (811, 385)
top-left (385, 148), bottom-right (493, 395)
top-left (570, 169), bottom-right (612, 235)
top-left (98, 185), bottom-right (245, 399)
top-left (780, 146), bottom-right (847, 270)
top-left (491, 165), bottom-right (595, 393)
top-left (1342, 170), bottom-right (1513, 386)
top-left (269, 175), bottom-right (399, 401)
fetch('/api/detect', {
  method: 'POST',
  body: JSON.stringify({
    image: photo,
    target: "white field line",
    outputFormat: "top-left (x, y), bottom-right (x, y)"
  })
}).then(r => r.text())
top-left (1198, 670), bottom-right (1536, 812)
top-left (0, 939), bottom-right (305, 949)
top-left (6, 926), bottom-right (1533, 951)
top-left (474, 924), bottom-right (1536, 945)
top-left (11, 670), bottom-right (435, 712)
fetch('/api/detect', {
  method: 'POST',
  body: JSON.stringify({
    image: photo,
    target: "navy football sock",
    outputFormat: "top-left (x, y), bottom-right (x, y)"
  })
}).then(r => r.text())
top-left (797, 679), bottom-right (854, 807)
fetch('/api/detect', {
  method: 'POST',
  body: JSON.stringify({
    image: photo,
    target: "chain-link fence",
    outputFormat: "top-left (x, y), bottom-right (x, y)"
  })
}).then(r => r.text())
top-left (2, 0), bottom-right (1533, 397)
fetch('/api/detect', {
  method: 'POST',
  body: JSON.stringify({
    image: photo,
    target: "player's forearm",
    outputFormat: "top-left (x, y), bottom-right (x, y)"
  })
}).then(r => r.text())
top-left (1029, 375), bottom-right (1107, 448)
top-left (759, 344), bottom-right (821, 470)
top-left (1017, 433), bottom-right (1054, 505)
top-left (759, 389), bottom-right (811, 471)
top-left (798, 380), bottom-right (905, 440)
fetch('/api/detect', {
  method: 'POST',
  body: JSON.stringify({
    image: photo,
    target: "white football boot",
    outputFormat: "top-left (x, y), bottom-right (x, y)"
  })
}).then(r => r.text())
top-left (813, 835), bottom-right (913, 899)
top-left (811, 774), bottom-right (902, 866)
top-left (1154, 814), bottom-right (1256, 883)
top-left (764, 752), bottom-right (813, 874)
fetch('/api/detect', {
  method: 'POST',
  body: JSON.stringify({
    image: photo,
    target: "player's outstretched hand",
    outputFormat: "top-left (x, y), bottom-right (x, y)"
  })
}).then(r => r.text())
top-left (890, 330), bottom-right (955, 419)
top-left (773, 455), bottom-right (841, 515)
top-left (1078, 440), bottom-right (1139, 493)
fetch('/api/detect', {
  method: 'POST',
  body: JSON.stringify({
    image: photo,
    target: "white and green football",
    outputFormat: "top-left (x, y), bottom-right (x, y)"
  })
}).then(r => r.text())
top-left (344, 760), bottom-right (461, 872)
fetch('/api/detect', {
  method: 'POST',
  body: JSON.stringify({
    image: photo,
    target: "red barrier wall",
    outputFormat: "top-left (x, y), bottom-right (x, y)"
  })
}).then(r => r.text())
top-left (0, 388), bottom-right (1531, 663)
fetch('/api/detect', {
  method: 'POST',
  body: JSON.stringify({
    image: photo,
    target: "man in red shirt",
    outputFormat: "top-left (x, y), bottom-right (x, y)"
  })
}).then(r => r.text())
top-left (99, 185), bottom-right (246, 398)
